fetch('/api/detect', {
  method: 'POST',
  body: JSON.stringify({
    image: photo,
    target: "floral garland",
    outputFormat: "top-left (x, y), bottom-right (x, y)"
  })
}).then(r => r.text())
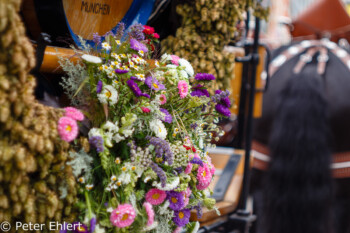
top-left (58, 24), bottom-right (231, 233)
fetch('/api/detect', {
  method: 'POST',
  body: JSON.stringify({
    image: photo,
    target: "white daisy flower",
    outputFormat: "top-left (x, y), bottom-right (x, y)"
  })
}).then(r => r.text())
top-left (155, 60), bottom-right (160, 67)
top-left (115, 157), bottom-right (121, 164)
top-left (138, 50), bottom-right (145, 56)
top-left (85, 184), bottom-right (94, 190)
top-left (179, 58), bottom-right (194, 77)
top-left (115, 40), bottom-right (121, 45)
top-left (110, 175), bottom-right (117, 182)
top-left (111, 53), bottom-right (121, 62)
top-left (107, 207), bottom-right (114, 213)
top-left (149, 119), bottom-right (167, 139)
top-left (135, 73), bottom-right (145, 81)
top-left (81, 54), bottom-right (102, 64)
top-left (97, 85), bottom-right (118, 105)
top-left (78, 177), bottom-right (85, 184)
top-left (102, 42), bottom-right (111, 51)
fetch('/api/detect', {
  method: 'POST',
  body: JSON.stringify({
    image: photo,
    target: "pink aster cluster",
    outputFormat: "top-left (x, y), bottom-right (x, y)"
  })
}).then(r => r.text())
top-left (57, 107), bottom-right (84, 142)
top-left (143, 202), bottom-right (155, 226)
top-left (196, 163), bottom-right (213, 190)
top-left (145, 188), bottom-right (166, 205)
top-left (178, 81), bottom-right (188, 99)
top-left (110, 204), bottom-right (136, 228)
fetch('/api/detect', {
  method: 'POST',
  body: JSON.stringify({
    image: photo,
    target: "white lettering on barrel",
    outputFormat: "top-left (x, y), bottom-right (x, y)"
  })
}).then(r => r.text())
top-left (81, 1), bottom-right (110, 15)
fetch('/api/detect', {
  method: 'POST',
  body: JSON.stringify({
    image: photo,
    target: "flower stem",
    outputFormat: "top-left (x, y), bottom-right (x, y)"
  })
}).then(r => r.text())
top-left (85, 191), bottom-right (93, 219)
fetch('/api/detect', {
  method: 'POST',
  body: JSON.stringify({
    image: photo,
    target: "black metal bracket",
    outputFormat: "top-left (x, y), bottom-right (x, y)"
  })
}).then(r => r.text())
top-left (211, 154), bottom-right (241, 202)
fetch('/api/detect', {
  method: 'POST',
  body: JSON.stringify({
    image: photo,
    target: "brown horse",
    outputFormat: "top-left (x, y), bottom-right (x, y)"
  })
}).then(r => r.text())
top-left (251, 39), bottom-right (350, 233)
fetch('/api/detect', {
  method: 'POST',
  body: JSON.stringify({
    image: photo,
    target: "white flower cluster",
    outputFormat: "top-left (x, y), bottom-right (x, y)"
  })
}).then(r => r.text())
top-left (170, 141), bottom-right (191, 167)
top-left (97, 85), bottom-right (118, 105)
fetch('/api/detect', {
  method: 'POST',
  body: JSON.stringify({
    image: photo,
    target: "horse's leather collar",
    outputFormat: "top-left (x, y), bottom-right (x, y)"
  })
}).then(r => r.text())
top-left (252, 140), bottom-right (350, 178)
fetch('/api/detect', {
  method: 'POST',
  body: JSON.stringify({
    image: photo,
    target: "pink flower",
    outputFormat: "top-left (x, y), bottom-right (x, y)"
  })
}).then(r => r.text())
top-left (57, 116), bottom-right (79, 142)
top-left (206, 155), bottom-right (216, 175)
top-left (184, 163), bottom-right (193, 174)
top-left (196, 163), bottom-right (212, 190)
top-left (181, 187), bottom-right (192, 207)
top-left (141, 107), bottom-right (151, 113)
top-left (143, 202), bottom-right (155, 226)
top-left (170, 55), bottom-right (180, 66)
top-left (110, 204), bottom-right (136, 228)
top-left (64, 107), bottom-right (84, 121)
top-left (177, 81), bottom-right (188, 99)
top-left (153, 33), bottom-right (160, 39)
top-left (145, 188), bottom-right (167, 205)
top-left (172, 227), bottom-right (183, 233)
top-left (159, 94), bottom-right (167, 105)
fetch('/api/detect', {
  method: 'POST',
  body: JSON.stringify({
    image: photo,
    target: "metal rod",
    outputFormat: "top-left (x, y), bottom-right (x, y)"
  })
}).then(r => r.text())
top-left (238, 16), bottom-right (260, 211)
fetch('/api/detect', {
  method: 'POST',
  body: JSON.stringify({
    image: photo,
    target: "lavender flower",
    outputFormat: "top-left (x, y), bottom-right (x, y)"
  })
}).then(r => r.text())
top-left (128, 23), bottom-right (145, 41)
top-left (195, 73), bottom-right (216, 81)
top-left (193, 204), bottom-right (203, 219)
top-left (175, 167), bottom-right (183, 174)
top-left (167, 191), bottom-right (185, 211)
top-left (145, 76), bottom-right (165, 91)
top-left (215, 104), bottom-right (231, 117)
top-left (89, 136), bottom-right (104, 153)
top-left (160, 108), bottom-right (173, 124)
top-left (92, 33), bottom-right (101, 45)
top-left (130, 38), bottom-right (148, 53)
top-left (173, 209), bottom-right (191, 227)
top-left (96, 80), bottom-right (103, 94)
top-left (115, 69), bottom-right (129, 74)
top-left (147, 136), bottom-right (173, 165)
top-left (150, 162), bottom-right (167, 187)
top-left (127, 79), bottom-right (150, 98)
top-left (115, 22), bottom-right (125, 40)
top-left (190, 157), bottom-right (204, 167)
top-left (104, 31), bottom-right (114, 38)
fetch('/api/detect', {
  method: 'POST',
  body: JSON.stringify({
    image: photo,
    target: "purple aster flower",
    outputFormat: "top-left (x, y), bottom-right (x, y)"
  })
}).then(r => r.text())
top-left (222, 96), bottom-right (231, 108)
top-left (190, 157), bottom-right (204, 167)
top-left (145, 76), bottom-right (165, 91)
top-left (175, 167), bottom-right (183, 174)
top-left (130, 38), bottom-right (148, 53)
top-left (160, 108), bottom-right (172, 124)
top-left (90, 218), bottom-right (96, 233)
top-left (115, 69), bottom-right (129, 74)
top-left (89, 136), bottom-right (104, 153)
top-left (96, 80), bottom-right (103, 94)
top-left (215, 90), bottom-right (222, 95)
top-left (92, 33), bottom-right (101, 45)
top-left (59, 222), bottom-right (68, 233)
top-left (195, 73), bottom-right (216, 81)
top-left (147, 136), bottom-right (173, 165)
top-left (167, 191), bottom-right (185, 211)
top-left (127, 79), bottom-right (150, 98)
top-left (128, 23), bottom-right (145, 41)
top-left (173, 209), bottom-right (191, 227)
top-left (191, 89), bottom-right (210, 97)
top-left (72, 222), bottom-right (89, 233)
top-left (215, 104), bottom-right (231, 117)
top-left (115, 22), bottom-right (125, 40)
top-left (150, 162), bottom-right (167, 187)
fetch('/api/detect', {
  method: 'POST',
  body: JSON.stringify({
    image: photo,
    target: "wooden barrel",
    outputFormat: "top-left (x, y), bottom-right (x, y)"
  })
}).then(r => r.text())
top-left (21, 0), bottom-right (155, 47)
